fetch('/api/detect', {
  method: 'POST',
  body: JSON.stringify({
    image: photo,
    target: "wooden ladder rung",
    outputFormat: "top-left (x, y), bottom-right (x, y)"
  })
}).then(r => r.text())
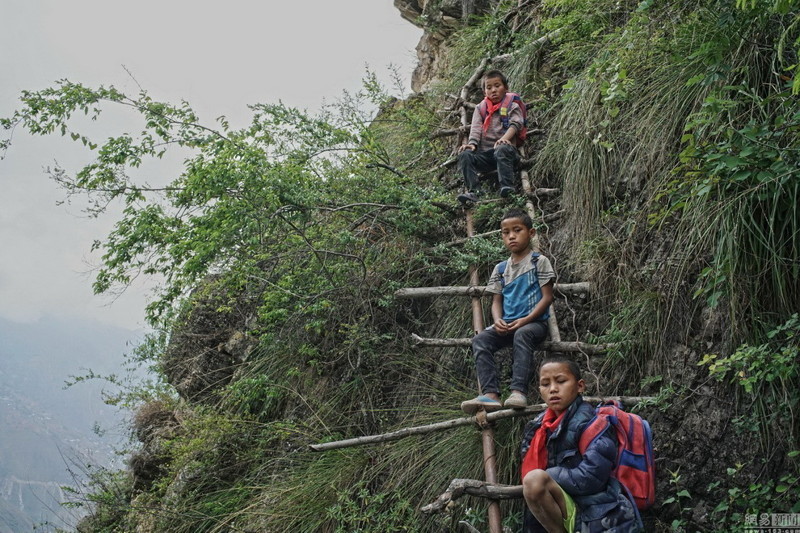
top-left (309, 395), bottom-right (654, 453)
top-left (524, 187), bottom-right (560, 198)
top-left (395, 282), bottom-right (591, 299)
top-left (410, 334), bottom-right (614, 354)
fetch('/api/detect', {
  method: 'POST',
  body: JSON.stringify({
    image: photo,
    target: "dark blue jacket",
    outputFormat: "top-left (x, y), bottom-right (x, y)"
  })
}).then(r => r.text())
top-left (520, 396), bottom-right (642, 532)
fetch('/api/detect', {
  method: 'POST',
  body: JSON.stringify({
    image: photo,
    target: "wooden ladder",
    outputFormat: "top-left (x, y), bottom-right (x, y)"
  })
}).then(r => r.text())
top-left (390, 63), bottom-right (605, 533)
top-left (310, 60), bottom-right (637, 533)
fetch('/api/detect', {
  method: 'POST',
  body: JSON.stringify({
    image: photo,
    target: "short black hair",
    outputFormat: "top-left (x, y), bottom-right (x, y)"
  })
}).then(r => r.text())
top-left (483, 69), bottom-right (509, 90)
top-left (501, 208), bottom-right (533, 229)
top-left (539, 356), bottom-right (582, 381)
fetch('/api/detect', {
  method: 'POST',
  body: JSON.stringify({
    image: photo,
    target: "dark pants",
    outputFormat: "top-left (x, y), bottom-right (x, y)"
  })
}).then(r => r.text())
top-left (458, 144), bottom-right (520, 192)
top-left (472, 321), bottom-right (548, 395)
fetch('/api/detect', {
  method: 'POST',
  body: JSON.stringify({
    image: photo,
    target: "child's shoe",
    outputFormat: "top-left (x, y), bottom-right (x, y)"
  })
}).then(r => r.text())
top-left (503, 391), bottom-right (528, 409)
top-left (500, 186), bottom-right (514, 198)
top-left (461, 395), bottom-right (501, 415)
top-left (457, 191), bottom-right (480, 205)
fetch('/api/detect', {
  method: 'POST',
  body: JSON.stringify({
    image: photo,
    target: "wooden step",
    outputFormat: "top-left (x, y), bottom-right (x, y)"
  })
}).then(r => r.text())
top-left (309, 395), bottom-right (652, 453)
top-left (525, 187), bottom-right (560, 198)
top-left (410, 333), bottom-right (613, 354)
top-left (395, 282), bottom-right (591, 299)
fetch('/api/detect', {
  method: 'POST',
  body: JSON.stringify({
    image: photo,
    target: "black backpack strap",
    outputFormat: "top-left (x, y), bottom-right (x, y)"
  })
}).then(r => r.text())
top-left (530, 252), bottom-right (540, 280)
top-left (498, 253), bottom-right (539, 289)
top-left (496, 260), bottom-right (508, 288)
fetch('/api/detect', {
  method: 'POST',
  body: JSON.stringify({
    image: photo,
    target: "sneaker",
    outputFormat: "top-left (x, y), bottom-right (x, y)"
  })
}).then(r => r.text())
top-left (461, 395), bottom-right (502, 415)
top-left (457, 191), bottom-right (480, 205)
top-left (503, 391), bottom-right (528, 409)
top-left (500, 186), bottom-right (514, 198)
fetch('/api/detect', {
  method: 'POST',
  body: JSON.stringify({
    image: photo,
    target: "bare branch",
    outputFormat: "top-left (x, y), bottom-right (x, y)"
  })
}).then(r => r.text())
top-left (421, 479), bottom-right (523, 513)
top-left (430, 127), bottom-right (468, 139)
top-left (443, 229), bottom-right (501, 247)
top-left (310, 396), bottom-right (653, 452)
top-left (410, 334), bottom-right (613, 354)
top-left (438, 157), bottom-right (458, 169)
top-left (394, 282), bottom-right (592, 299)
top-left (366, 163), bottom-right (405, 178)
top-left (317, 203), bottom-right (401, 213)
top-left (525, 188), bottom-right (561, 198)
top-left (543, 210), bottom-right (565, 223)
top-left (458, 521), bottom-right (482, 533)
top-left (461, 57), bottom-right (490, 127)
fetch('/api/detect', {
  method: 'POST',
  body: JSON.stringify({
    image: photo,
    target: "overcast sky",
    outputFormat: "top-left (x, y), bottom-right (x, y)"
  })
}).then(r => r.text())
top-left (0, 1), bottom-right (422, 331)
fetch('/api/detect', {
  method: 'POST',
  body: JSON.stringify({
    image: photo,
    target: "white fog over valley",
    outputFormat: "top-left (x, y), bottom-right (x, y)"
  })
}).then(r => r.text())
top-left (0, 2), bottom-right (421, 529)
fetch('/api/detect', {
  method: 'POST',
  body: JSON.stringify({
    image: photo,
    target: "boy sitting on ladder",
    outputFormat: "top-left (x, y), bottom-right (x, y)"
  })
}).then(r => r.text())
top-left (520, 356), bottom-right (644, 532)
top-left (461, 208), bottom-right (554, 413)
top-left (457, 69), bottom-right (526, 204)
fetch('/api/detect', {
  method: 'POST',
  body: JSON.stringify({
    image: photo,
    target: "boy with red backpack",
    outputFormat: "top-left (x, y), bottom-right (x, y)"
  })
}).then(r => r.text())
top-left (520, 356), bottom-right (646, 533)
top-left (457, 69), bottom-right (527, 204)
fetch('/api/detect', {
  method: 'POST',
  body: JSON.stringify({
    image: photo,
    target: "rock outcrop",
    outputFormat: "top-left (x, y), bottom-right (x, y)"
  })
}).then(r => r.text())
top-left (395, 0), bottom-right (495, 91)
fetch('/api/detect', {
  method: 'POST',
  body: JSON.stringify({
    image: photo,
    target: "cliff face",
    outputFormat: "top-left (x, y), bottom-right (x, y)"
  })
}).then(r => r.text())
top-left (74, 0), bottom-right (800, 531)
top-left (395, 0), bottom-right (494, 91)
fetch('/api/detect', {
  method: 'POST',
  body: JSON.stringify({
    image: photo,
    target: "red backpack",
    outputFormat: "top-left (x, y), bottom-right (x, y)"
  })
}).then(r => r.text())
top-left (477, 92), bottom-right (528, 143)
top-left (578, 400), bottom-right (656, 510)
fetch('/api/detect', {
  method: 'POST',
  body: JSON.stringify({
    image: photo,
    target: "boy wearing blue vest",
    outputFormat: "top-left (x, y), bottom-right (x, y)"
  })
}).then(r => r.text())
top-left (457, 69), bottom-right (524, 204)
top-left (520, 356), bottom-right (643, 532)
top-left (461, 208), bottom-right (554, 414)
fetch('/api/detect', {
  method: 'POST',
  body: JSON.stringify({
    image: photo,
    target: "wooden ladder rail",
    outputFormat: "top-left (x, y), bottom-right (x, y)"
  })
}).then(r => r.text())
top-left (466, 209), bottom-right (503, 533)
top-left (457, 62), bottom-right (566, 532)
top-left (459, 57), bottom-right (505, 533)
top-left (520, 166), bottom-right (562, 344)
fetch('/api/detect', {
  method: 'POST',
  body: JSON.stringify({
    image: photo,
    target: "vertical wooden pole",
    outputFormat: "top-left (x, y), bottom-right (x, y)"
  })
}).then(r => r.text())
top-left (520, 169), bottom-right (561, 343)
top-left (467, 211), bottom-right (486, 337)
top-left (462, 66), bottom-right (502, 533)
top-left (466, 210), bottom-right (503, 533)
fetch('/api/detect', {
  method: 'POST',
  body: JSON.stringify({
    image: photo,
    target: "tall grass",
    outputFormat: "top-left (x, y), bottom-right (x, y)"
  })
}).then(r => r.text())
top-left (528, 0), bottom-right (799, 368)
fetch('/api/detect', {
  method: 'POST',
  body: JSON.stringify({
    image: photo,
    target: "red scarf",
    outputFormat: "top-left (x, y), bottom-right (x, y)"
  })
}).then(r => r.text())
top-left (521, 408), bottom-right (566, 481)
top-left (481, 97), bottom-right (502, 132)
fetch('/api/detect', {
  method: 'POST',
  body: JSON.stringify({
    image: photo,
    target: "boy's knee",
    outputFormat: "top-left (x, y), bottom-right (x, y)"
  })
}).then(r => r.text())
top-left (495, 144), bottom-right (517, 158)
top-left (459, 150), bottom-right (475, 164)
top-left (515, 321), bottom-right (547, 342)
top-left (522, 469), bottom-right (551, 500)
top-left (471, 329), bottom-right (492, 350)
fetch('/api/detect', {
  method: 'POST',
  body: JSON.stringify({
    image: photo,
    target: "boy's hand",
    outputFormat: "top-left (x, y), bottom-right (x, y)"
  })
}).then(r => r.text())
top-left (493, 318), bottom-right (510, 334)
top-left (494, 138), bottom-right (512, 148)
top-left (506, 316), bottom-right (529, 332)
top-left (459, 144), bottom-right (477, 153)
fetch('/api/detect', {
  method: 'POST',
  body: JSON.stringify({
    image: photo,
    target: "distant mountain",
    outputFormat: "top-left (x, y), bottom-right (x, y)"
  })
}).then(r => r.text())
top-left (0, 316), bottom-right (142, 532)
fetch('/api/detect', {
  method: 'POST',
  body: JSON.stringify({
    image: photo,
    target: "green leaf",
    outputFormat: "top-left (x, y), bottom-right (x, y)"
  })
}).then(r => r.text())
top-left (720, 155), bottom-right (743, 168)
top-left (686, 75), bottom-right (706, 87)
top-left (739, 146), bottom-right (755, 157)
top-left (731, 169), bottom-right (751, 181)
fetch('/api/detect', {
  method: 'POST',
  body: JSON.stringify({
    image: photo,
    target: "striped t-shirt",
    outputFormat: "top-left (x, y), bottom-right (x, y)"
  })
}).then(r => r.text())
top-left (486, 252), bottom-right (555, 322)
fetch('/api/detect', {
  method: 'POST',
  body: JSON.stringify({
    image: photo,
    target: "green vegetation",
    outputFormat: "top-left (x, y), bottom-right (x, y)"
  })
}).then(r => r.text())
top-left (698, 314), bottom-right (800, 521)
top-left (3, 0), bottom-right (800, 531)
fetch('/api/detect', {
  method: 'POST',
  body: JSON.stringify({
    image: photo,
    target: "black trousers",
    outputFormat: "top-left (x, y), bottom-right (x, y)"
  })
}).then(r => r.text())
top-left (458, 144), bottom-right (520, 192)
